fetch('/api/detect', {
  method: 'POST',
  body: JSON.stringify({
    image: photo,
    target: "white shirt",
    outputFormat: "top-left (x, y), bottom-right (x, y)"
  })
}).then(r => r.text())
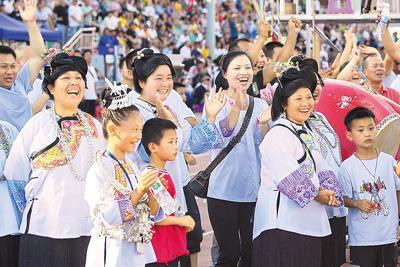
top-left (85, 66), bottom-right (98, 100)
top-left (68, 5), bottom-right (83, 27)
top-left (180, 46), bottom-right (192, 59)
top-left (253, 118), bottom-right (332, 239)
top-left (339, 152), bottom-right (400, 246)
top-left (85, 153), bottom-right (158, 267)
top-left (0, 121), bottom-right (19, 237)
top-left (390, 74), bottom-right (400, 92)
top-left (383, 71), bottom-right (398, 89)
top-left (101, 16), bottom-right (119, 31)
top-left (4, 109), bottom-right (105, 238)
top-left (36, 7), bottom-right (53, 28)
top-left (27, 79), bottom-right (43, 104)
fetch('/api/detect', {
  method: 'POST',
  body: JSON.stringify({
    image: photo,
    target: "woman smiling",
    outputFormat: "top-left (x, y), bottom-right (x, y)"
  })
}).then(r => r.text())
top-left (4, 52), bottom-right (105, 267)
top-left (252, 67), bottom-right (342, 267)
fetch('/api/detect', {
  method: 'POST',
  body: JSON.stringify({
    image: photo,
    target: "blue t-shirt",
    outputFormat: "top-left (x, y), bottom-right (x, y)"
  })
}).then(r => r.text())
top-left (339, 152), bottom-right (400, 246)
top-left (0, 64), bottom-right (33, 130)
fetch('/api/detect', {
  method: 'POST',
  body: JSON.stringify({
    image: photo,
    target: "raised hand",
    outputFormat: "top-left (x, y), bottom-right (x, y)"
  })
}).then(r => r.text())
top-left (359, 45), bottom-right (380, 57)
top-left (155, 94), bottom-right (179, 125)
top-left (136, 170), bottom-right (158, 195)
top-left (19, 0), bottom-right (37, 23)
top-left (258, 106), bottom-right (272, 124)
top-left (288, 16), bottom-right (303, 34)
top-left (204, 88), bottom-right (227, 123)
top-left (258, 20), bottom-right (272, 40)
top-left (350, 47), bottom-right (362, 66)
top-left (344, 25), bottom-right (355, 44)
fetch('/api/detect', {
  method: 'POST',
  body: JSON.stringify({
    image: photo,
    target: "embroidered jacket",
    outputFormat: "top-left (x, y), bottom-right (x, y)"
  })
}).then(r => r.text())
top-left (253, 118), bottom-right (341, 239)
top-left (4, 109), bottom-right (105, 238)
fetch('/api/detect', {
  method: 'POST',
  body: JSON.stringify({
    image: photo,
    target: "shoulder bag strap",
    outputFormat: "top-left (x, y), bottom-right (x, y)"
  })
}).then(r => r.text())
top-left (272, 123), bottom-right (316, 171)
top-left (203, 96), bottom-right (255, 175)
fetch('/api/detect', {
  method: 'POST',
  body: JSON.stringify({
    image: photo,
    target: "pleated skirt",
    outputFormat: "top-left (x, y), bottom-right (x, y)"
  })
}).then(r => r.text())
top-left (18, 234), bottom-right (90, 267)
top-left (252, 229), bottom-right (322, 267)
top-left (0, 235), bottom-right (20, 267)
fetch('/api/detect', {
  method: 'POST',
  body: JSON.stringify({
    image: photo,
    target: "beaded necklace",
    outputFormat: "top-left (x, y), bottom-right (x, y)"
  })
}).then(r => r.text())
top-left (50, 106), bottom-right (95, 181)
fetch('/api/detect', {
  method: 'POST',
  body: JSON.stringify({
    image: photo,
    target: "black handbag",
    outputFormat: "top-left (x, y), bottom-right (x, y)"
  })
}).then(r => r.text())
top-left (188, 96), bottom-right (255, 198)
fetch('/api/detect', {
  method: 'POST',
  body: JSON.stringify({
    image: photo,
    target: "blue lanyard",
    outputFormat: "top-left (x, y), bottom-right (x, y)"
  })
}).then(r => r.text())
top-left (107, 151), bottom-right (136, 191)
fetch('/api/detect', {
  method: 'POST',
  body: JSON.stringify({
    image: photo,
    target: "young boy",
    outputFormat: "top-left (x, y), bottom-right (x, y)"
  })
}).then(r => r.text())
top-left (141, 118), bottom-right (195, 267)
top-left (339, 107), bottom-right (400, 267)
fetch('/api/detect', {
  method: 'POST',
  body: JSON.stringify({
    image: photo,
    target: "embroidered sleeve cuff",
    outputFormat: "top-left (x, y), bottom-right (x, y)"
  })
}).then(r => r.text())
top-left (151, 206), bottom-right (166, 223)
top-left (6, 179), bottom-right (27, 212)
top-left (277, 165), bottom-right (318, 208)
top-left (318, 170), bottom-right (343, 202)
top-left (117, 197), bottom-right (135, 223)
top-left (218, 118), bottom-right (235, 137)
top-left (188, 118), bottom-right (223, 154)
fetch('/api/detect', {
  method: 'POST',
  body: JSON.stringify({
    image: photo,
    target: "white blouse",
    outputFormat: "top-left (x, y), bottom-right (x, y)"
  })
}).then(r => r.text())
top-left (253, 118), bottom-right (340, 239)
top-left (4, 109), bottom-right (105, 238)
top-left (0, 120), bottom-right (19, 237)
top-left (85, 152), bottom-right (159, 267)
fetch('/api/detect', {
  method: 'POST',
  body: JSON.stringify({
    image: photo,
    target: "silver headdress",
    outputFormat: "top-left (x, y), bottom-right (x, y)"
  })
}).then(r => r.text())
top-left (104, 78), bottom-right (136, 110)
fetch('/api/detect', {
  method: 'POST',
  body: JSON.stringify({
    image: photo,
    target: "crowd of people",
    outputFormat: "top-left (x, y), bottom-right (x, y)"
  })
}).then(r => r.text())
top-left (2, 0), bottom-right (400, 267)
top-left (1, 0), bottom-right (396, 114)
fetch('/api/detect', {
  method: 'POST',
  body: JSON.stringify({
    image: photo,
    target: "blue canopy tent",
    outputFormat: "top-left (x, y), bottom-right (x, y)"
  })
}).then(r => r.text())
top-left (0, 13), bottom-right (62, 42)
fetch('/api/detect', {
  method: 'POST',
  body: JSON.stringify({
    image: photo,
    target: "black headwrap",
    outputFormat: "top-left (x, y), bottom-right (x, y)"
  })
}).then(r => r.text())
top-left (42, 52), bottom-right (88, 99)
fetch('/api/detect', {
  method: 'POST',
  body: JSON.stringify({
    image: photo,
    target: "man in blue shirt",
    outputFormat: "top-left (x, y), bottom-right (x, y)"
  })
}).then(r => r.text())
top-left (0, 0), bottom-right (46, 131)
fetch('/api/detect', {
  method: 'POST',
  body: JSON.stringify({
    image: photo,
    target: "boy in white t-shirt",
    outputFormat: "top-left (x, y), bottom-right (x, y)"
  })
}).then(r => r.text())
top-left (339, 107), bottom-right (400, 267)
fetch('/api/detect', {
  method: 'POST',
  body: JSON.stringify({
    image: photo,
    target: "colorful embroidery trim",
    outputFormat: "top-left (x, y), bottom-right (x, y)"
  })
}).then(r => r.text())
top-left (32, 115), bottom-right (98, 170)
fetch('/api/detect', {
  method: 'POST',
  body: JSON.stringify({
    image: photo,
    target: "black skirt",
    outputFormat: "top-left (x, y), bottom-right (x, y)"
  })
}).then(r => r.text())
top-left (0, 235), bottom-right (20, 267)
top-left (321, 216), bottom-right (347, 267)
top-left (18, 234), bottom-right (90, 267)
top-left (252, 229), bottom-right (322, 267)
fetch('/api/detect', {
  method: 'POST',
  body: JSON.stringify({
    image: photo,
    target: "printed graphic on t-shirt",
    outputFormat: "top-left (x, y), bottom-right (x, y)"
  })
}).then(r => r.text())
top-left (359, 176), bottom-right (390, 219)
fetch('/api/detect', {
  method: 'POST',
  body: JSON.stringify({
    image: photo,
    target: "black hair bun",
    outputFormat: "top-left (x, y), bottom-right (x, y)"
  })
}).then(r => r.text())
top-left (101, 87), bottom-right (113, 108)
top-left (280, 68), bottom-right (303, 83)
top-left (280, 67), bottom-right (317, 92)
top-left (51, 52), bottom-right (74, 68)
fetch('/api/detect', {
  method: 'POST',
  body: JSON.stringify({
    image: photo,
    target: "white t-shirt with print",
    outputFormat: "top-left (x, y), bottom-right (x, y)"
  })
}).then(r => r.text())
top-left (339, 152), bottom-right (400, 246)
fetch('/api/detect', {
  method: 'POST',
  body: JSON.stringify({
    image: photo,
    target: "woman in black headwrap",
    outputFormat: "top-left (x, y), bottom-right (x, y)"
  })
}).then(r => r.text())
top-left (292, 56), bottom-right (347, 267)
top-left (4, 52), bottom-right (105, 267)
top-left (252, 67), bottom-right (342, 267)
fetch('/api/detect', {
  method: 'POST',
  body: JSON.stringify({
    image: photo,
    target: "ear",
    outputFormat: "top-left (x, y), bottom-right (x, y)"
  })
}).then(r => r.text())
top-left (128, 69), bottom-right (133, 77)
top-left (221, 70), bottom-right (227, 79)
top-left (139, 80), bottom-right (146, 90)
top-left (148, 143), bottom-right (158, 154)
top-left (345, 130), bottom-right (353, 142)
top-left (47, 84), bottom-right (55, 95)
top-left (107, 122), bottom-right (118, 137)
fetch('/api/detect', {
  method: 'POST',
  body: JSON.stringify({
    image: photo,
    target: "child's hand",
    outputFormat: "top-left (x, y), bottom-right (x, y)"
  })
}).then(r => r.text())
top-left (315, 188), bottom-right (340, 206)
top-left (179, 215), bottom-right (195, 232)
top-left (355, 199), bottom-right (374, 213)
top-left (136, 170), bottom-right (158, 195)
